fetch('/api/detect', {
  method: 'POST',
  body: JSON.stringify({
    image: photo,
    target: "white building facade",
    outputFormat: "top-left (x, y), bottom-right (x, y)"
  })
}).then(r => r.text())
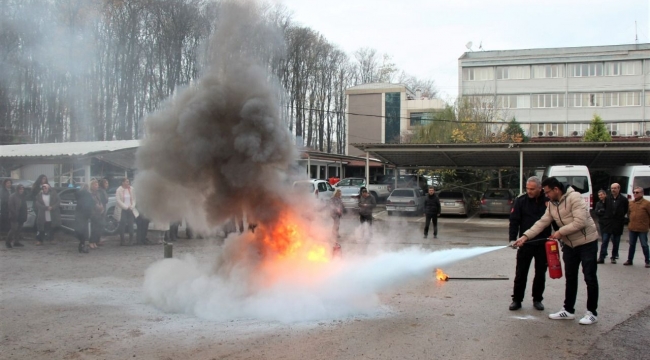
top-left (458, 44), bottom-right (650, 139)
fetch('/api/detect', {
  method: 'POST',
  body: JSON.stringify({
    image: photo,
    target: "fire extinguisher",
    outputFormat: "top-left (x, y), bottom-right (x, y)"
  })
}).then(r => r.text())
top-left (545, 239), bottom-right (563, 279)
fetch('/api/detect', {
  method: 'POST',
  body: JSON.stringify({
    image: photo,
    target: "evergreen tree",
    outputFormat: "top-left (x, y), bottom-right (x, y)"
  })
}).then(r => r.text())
top-left (583, 114), bottom-right (612, 142)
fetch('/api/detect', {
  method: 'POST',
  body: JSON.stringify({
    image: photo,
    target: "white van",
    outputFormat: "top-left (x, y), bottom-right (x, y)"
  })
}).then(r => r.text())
top-left (609, 165), bottom-right (650, 201)
top-left (544, 165), bottom-right (593, 210)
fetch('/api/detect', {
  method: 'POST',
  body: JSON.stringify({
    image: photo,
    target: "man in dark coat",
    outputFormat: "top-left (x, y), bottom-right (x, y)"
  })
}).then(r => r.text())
top-left (508, 176), bottom-right (552, 311)
top-left (598, 183), bottom-right (628, 264)
top-left (7, 184), bottom-right (27, 248)
top-left (423, 187), bottom-right (441, 239)
top-left (74, 186), bottom-right (94, 253)
top-left (1, 179), bottom-right (13, 242)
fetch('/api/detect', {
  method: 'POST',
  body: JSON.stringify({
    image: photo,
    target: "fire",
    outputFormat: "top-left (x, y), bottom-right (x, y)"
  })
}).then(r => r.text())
top-left (435, 268), bottom-right (449, 281)
top-left (259, 210), bottom-right (330, 264)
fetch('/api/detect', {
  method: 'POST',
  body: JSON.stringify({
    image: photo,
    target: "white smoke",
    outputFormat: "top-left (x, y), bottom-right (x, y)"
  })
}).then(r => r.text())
top-left (144, 245), bottom-right (504, 323)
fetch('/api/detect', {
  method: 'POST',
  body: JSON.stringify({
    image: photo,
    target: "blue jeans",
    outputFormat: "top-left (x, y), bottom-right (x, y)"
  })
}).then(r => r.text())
top-left (627, 231), bottom-right (649, 264)
top-left (562, 241), bottom-right (599, 316)
top-left (599, 233), bottom-right (621, 260)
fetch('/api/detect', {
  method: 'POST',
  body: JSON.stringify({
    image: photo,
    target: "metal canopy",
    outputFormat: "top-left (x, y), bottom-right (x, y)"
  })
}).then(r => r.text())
top-left (351, 142), bottom-right (650, 170)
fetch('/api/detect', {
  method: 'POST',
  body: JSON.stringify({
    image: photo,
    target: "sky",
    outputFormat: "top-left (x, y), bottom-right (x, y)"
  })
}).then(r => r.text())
top-left (277, 0), bottom-right (650, 101)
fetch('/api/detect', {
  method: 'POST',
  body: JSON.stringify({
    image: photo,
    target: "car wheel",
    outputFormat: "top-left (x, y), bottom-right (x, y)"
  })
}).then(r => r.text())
top-left (387, 211), bottom-right (393, 216)
top-left (104, 207), bottom-right (119, 235)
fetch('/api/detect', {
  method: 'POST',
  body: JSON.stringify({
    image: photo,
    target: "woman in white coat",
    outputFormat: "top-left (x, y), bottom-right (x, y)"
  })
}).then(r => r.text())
top-left (115, 178), bottom-right (139, 245)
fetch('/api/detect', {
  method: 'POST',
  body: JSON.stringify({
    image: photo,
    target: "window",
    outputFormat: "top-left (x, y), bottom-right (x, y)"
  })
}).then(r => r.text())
top-left (570, 63), bottom-right (603, 77)
top-left (604, 61), bottom-right (642, 76)
top-left (568, 93), bottom-right (601, 107)
top-left (497, 95), bottom-right (530, 109)
top-left (463, 67), bottom-right (494, 81)
top-left (410, 112), bottom-right (435, 127)
top-left (531, 94), bottom-right (565, 108)
top-left (532, 64), bottom-right (565, 78)
top-left (604, 92), bottom-right (640, 106)
top-left (531, 123), bottom-right (563, 136)
top-left (496, 66), bottom-right (530, 80)
top-left (465, 96), bottom-right (496, 109)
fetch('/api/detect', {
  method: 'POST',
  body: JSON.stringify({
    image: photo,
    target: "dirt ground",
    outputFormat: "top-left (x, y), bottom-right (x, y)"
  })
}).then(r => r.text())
top-left (1, 215), bottom-right (649, 360)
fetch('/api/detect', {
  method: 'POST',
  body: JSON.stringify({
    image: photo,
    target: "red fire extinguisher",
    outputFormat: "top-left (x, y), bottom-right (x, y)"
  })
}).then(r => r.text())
top-left (545, 239), bottom-right (563, 279)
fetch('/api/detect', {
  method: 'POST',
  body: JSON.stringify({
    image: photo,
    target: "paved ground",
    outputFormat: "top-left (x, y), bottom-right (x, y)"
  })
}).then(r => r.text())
top-left (1, 209), bottom-right (648, 360)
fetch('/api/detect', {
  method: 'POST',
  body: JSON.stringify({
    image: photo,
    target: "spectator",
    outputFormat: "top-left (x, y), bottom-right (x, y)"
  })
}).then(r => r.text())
top-left (598, 183), bottom-right (628, 264)
top-left (115, 178), bottom-right (139, 246)
top-left (513, 177), bottom-right (600, 325)
top-left (330, 188), bottom-right (344, 237)
top-left (96, 179), bottom-right (110, 246)
top-left (31, 174), bottom-right (50, 240)
top-left (423, 186), bottom-right (441, 239)
top-left (74, 184), bottom-right (94, 253)
top-left (7, 184), bottom-right (27, 248)
top-left (623, 186), bottom-right (650, 268)
top-left (358, 187), bottom-right (376, 225)
top-left (34, 183), bottom-right (61, 245)
top-left (508, 176), bottom-right (552, 311)
top-left (88, 179), bottom-right (105, 249)
top-left (594, 189), bottom-right (607, 238)
top-left (1, 179), bottom-right (13, 243)
top-left (136, 212), bottom-right (151, 245)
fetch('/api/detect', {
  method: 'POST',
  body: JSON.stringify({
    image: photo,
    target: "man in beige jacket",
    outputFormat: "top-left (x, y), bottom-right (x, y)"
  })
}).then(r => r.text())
top-left (513, 177), bottom-right (599, 325)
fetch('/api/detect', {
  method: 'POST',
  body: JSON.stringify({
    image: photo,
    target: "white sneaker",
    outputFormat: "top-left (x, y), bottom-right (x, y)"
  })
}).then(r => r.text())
top-left (579, 311), bottom-right (598, 325)
top-left (549, 308), bottom-right (576, 320)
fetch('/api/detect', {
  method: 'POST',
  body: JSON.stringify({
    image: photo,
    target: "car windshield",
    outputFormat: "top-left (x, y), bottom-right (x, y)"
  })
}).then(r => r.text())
top-left (439, 192), bottom-right (463, 199)
top-left (391, 189), bottom-right (414, 197)
top-left (485, 191), bottom-right (510, 199)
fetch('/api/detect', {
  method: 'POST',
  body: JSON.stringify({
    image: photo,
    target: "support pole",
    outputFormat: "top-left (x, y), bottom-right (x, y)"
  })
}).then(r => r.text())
top-left (519, 150), bottom-right (524, 195)
top-left (307, 154), bottom-right (311, 179)
top-left (365, 152), bottom-right (370, 186)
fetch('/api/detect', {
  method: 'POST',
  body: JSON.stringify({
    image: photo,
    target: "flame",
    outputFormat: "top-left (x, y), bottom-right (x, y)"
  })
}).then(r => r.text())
top-left (435, 268), bottom-right (449, 281)
top-left (259, 210), bottom-right (330, 264)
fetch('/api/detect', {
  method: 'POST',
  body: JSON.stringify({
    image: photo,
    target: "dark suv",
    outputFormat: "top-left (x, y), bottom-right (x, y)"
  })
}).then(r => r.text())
top-left (479, 189), bottom-right (515, 217)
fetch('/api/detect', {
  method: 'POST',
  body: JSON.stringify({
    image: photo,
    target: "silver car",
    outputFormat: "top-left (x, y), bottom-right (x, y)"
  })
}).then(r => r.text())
top-left (386, 188), bottom-right (425, 216)
top-left (338, 186), bottom-right (361, 210)
top-left (438, 190), bottom-right (471, 217)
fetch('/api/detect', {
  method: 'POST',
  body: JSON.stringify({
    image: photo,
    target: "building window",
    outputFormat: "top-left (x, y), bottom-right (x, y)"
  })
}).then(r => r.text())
top-left (496, 66), bottom-right (530, 80)
top-left (463, 67), bottom-right (494, 81)
top-left (385, 92), bottom-right (401, 143)
top-left (465, 95), bottom-right (496, 109)
top-left (567, 123), bottom-right (590, 137)
top-left (532, 64), bottom-right (565, 78)
top-left (568, 93), bottom-right (602, 107)
top-left (497, 95), bottom-right (530, 108)
top-left (531, 123), bottom-right (563, 137)
top-left (409, 112), bottom-right (435, 127)
top-left (569, 63), bottom-right (603, 77)
top-left (604, 92), bottom-right (641, 107)
top-left (604, 61), bottom-right (642, 76)
top-left (531, 94), bottom-right (565, 108)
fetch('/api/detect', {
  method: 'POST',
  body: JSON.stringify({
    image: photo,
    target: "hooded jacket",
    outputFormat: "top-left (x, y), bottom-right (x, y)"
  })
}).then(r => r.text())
top-left (8, 190), bottom-right (28, 223)
top-left (523, 186), bottom-right (598, 248)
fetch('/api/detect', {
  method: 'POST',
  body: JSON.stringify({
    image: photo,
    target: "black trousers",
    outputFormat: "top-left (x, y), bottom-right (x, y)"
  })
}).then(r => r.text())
top-left (563, 241), bottom-right (599, 316)
top-left (512, 244), bottom-right (547, 302)
top-left (423, 214), bottom-right (438, 237)
top-left (118, 210), bottom-right (135, 244)
top-left (89, 217), bottom-right (104, 244)
top-left (136, 215), bottom-right (150, 244)
top-left (37, 222), bottom-right (56, 242)
top-left (359, 213), bottom-right (373, 225)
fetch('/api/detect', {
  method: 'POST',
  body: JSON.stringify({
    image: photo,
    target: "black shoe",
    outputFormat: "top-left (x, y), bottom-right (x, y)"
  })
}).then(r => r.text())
top-left (533, 301), bottom-right (544, 311)
top-left (13, 242), bottom-right (24, 247)
top-left (623, 260), bottom-right (633, 266)
top-left (434, 235), bottom-right (438, 239)
top-left (5, 241), bottom-right (12, 249)
top-left (611, 258), bottom-right (616, 264)
top-left (423, 235), bottom-right (427, 239)
top-left (509, 301), bottom-right (522, 311)
top-left (596, 258), bottom-right (604, 264)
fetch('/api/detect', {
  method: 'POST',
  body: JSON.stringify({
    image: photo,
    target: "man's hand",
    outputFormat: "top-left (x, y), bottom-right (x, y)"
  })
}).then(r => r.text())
top-left (512, 235), bottom-right (527, 248)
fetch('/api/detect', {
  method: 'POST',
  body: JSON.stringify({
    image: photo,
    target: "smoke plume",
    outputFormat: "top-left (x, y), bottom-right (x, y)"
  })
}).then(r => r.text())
top-left (134, 0), bottom-right (294, 232)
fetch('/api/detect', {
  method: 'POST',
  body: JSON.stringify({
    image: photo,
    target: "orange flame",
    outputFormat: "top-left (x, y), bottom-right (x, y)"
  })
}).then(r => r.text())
top-left (259, 210), bottom-right (330, 264)
top-left (435, 268), bottom-right (449, 281)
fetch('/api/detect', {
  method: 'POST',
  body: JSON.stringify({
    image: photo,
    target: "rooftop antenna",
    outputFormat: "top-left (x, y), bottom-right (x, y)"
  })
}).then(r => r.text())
top-left (479, 41), bottom-right (483, 51)
top-left (465, 41), bottom-right (473, 52)
top-left (635, 20), bottom-right (638, 44)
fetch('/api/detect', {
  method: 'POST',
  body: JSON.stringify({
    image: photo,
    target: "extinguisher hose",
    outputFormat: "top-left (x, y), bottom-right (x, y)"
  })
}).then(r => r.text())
top-left (508, 237), bottom-right (552, 249)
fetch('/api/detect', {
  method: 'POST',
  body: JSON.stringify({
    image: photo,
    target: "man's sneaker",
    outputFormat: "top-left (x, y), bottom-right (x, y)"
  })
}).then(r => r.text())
top-left (13, 242), bottom-right (24, 247)
top-left (509, 301), bottom-right (521, 311)
top-left (596, 258), bottom-right (604, 264)
top-left (611, 258), bottom-right (616, 264)
top-left (579, 311), bottom-right (598, 325)
top-left (533, 301), bottom-right (544, 311)
top-left (549, 308), bottom-right (575, 320)
top-left (423, 235), bottom-right (427, 239)
top-left (433, 235), bottom-right (438, 239)
top-left (623, 260), bottom-right (633, 266)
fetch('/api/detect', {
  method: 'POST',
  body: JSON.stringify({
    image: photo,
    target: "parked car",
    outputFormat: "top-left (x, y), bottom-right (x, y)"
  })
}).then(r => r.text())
top-left (338, 186), bottom-right (361, 211)
top-left (479, 188), bottom-right (515, 217)
top-left (438, 190), bottom-right (470, 217)
top-left (377, 175), bottom-right (428, 191)
top-left (335, 177), bottom-right (391, 200)
top-left (57, 188), bottom-right (119, 235)
top-left (292, 179), bottom-right (335, 201)
top-left (386, 187), bottom-right (426, 216)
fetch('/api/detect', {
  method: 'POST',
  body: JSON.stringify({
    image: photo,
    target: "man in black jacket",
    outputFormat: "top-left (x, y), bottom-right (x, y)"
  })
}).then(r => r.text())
top-left (598, 183), bottom-right (628, 264)
top-left (423, 187), bottom-right (441, 239)
top-left (509, 176), bottom-right (552, 311)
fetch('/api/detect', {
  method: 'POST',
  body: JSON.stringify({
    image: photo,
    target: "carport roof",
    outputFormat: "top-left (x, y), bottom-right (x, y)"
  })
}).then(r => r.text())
top-left (351, 142), bottom-right (650, 170)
